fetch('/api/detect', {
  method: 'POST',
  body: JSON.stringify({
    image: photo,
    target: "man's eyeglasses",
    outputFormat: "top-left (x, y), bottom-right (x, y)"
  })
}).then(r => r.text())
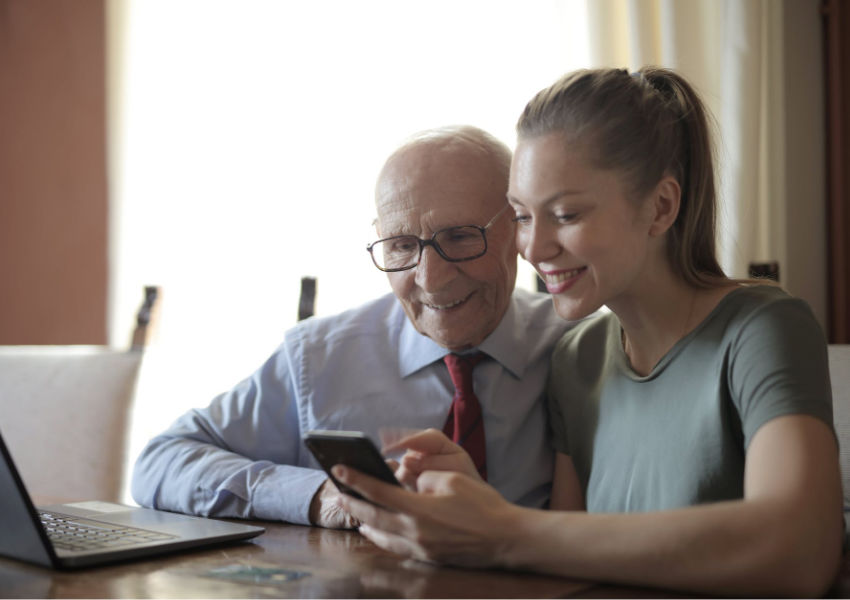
top-left (367, 204), bottom-right (510, 272)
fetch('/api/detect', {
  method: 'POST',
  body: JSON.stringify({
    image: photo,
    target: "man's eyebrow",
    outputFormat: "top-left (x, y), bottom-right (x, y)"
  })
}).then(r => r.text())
top-left (374, 224), bottom-right (416, 239)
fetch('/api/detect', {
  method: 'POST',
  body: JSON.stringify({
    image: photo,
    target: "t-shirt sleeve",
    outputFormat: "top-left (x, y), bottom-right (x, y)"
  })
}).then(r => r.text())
top-left (545, 317), bottom-right (612, 458)
top-left (728, 295), bottom-right (833, 449)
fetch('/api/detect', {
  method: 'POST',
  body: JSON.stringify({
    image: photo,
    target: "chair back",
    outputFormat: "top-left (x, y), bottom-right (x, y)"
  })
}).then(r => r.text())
top-left (0, 348), bottom-right (142, 502)
top-left (0, 287), bottom-right (158, 503)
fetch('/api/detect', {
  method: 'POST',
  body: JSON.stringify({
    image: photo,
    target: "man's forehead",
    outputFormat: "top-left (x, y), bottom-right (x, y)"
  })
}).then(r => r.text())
top-left (375, 145), bottom-right (506, 232)
top-left (375, 199), bottom-right (472, 237)
top-left (376, 181), bottom-right (504, 237)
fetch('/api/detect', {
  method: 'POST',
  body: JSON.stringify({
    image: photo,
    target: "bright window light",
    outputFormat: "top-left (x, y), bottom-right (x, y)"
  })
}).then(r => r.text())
top-left (111, 1), bottom-right (590, 474)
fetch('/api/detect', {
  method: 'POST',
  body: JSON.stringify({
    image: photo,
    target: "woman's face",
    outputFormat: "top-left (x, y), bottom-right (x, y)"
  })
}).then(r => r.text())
top-left (508, 132), bottom-right (658, 321)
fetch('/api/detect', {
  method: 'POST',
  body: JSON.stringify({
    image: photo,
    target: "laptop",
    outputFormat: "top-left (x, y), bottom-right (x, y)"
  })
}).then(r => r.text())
top-left (0, 429), bottom-right (264, 568)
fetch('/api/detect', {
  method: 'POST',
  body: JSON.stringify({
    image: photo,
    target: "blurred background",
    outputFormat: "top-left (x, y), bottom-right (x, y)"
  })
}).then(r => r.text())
top-left (1, 1), bottom-right (848, 486)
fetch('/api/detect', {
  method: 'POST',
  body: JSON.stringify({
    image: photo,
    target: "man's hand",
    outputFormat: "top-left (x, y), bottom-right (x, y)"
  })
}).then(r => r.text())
top-left (308, 479), bottom-right (360, 529)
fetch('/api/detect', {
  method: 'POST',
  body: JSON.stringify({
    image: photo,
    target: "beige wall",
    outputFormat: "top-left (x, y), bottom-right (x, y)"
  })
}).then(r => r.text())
top-left (0, 0), bottom-right (108, 344)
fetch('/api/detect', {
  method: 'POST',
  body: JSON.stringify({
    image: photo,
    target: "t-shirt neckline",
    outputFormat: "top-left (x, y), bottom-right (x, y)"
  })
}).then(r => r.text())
top-left (613, 285), bottom-right (770, 381)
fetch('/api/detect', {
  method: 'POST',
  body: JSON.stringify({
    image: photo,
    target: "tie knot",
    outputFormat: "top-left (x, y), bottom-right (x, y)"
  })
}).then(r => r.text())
top-left (443, 352), bottom-right (485, 394)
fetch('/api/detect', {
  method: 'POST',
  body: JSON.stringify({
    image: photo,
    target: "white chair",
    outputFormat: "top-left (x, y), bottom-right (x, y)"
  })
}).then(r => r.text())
top-left (0, 287), bottom-right (158, 503)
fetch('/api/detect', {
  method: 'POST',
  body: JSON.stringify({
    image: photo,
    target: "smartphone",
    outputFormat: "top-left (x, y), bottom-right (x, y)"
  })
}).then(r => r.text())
top-left (303, 430), bottom-right (401, 501)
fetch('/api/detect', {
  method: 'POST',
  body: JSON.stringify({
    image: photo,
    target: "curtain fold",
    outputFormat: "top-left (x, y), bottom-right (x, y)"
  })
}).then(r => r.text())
top-left (585, 0), bottom-right (827, 328)
top-left (824, 0), bottom-right (850, 343)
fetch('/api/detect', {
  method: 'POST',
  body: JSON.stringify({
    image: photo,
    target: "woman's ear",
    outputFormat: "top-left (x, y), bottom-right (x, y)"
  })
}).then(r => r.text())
top-left (647, 176), bottom-right (681, 237)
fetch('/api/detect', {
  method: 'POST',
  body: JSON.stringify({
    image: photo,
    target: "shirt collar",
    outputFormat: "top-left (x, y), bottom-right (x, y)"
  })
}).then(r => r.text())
top-left (397, 293), bottom-right (528, 379)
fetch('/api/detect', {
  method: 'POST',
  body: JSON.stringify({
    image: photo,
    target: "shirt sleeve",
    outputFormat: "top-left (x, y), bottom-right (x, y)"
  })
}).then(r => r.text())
top-left (130, 339), bottom-right (327, 526)
top-left (728, 294), bottom-right (834, 449)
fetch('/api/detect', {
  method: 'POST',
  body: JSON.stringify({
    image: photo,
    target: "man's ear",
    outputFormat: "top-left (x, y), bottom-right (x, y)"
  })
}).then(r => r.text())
top-left (647, 176), bottom-right (681, 237)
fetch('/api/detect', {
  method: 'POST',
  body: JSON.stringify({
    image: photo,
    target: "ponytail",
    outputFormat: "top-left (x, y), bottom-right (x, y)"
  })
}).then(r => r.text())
top-left (517, 66), bottom-right (726, 287)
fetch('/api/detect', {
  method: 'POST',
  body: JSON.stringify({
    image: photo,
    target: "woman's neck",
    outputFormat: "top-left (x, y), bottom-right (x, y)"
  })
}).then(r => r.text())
top-left (611, 271), bottom-right (737, 377)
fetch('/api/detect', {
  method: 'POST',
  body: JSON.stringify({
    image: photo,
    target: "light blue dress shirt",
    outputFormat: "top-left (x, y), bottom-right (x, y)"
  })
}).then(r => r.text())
top-left (131, 288), bottom-right (573, 525)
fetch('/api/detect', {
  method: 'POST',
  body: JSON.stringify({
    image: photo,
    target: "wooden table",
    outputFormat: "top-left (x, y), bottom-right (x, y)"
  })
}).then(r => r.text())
top-left (0, 519), bottom-right (593, 598)
top-left (1, 518), bottom-right (849, 598)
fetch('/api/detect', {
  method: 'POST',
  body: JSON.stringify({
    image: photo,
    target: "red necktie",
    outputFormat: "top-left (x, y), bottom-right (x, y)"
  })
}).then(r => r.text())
top-left (442, 353), bottom-right (487, 480)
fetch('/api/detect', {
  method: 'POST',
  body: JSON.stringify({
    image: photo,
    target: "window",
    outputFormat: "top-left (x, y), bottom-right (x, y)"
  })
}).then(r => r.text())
top-left (110, 1), bottom-right (589, 466)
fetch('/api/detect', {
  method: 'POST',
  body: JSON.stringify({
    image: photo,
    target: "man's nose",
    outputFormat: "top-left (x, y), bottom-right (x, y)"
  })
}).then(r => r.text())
top-left (414, 245), bottom-right (456, 292)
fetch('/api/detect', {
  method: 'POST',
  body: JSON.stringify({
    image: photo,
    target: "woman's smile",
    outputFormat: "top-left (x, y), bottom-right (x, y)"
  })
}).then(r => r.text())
top-left (538, 266), bottom-right (588, 294)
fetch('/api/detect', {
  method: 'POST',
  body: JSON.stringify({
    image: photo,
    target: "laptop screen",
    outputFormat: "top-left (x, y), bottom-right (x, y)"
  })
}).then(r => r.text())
top-left (0, 428), bottom-right (55, 567)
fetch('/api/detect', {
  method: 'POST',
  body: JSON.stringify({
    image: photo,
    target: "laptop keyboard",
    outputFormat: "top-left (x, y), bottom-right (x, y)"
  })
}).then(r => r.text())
top-left (39, 511), bottom-right (178, 552)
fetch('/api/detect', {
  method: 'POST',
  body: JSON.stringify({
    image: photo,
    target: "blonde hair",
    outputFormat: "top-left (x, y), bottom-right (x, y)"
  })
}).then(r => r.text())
top-left (517, 67), bottom-right (726, 287)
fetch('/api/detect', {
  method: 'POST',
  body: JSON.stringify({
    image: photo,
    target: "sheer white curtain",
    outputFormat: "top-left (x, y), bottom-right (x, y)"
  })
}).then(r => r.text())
top-left (107, 0), bottom-right (591, 502)
top-left (585, 0), bottom-right (827, 326)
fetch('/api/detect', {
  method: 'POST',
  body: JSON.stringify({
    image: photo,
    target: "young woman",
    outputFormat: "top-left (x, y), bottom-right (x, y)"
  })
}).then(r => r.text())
top-left (334, 67), bottom-right (844, 597)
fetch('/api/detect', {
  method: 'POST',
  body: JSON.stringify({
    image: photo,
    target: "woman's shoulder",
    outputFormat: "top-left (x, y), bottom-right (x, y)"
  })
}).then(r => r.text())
top-left (555, 310), bottom-right (618, 348)
top-left (707, 284), bottom-right (820, 339)
top-left (551, 311), bottom-right (620, 380)
top-left (721, 282), bottom-right (791, 305)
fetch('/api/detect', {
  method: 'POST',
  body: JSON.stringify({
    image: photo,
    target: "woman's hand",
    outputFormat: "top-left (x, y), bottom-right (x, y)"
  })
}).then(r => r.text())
top-left (385, 428), bottom-right (481, 489)
top-left (334, 464), bottom-right (519, 568)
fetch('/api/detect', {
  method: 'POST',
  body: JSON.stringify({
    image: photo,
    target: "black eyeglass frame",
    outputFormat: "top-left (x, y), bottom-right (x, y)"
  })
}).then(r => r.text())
top-left (366, 204), bottom-right (511, 273)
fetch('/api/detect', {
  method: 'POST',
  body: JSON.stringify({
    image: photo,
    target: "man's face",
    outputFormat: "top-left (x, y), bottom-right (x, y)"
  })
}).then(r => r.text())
top-left (375, 143), bottom-right (517, 352)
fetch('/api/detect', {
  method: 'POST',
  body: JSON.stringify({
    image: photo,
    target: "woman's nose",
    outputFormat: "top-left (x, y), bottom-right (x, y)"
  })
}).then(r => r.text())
top-left (518, 221), bottom-right (559, 265)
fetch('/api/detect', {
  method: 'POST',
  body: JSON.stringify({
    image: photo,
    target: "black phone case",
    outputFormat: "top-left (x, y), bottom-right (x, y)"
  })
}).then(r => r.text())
top-left (303, 432), bottom-right (400, 501)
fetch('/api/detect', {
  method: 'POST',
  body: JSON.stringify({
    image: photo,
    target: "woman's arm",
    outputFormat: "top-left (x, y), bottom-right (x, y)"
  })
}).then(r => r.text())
top-left (549, 453), bottom-right (585, 511)
top-left (337, 414), bottom-right (843, 597)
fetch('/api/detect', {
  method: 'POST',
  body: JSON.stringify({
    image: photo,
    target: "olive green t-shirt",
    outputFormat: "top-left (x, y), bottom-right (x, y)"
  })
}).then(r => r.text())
top-left (547, 285), bottom-right (833, 512)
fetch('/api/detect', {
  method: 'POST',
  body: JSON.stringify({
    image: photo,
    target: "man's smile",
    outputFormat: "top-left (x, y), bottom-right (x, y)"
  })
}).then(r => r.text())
top-left (421, 292), bottom-right (474, 311)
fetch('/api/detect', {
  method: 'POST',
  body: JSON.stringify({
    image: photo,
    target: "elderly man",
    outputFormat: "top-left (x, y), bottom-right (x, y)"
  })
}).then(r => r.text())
top-left (131, 125), bottom-right (572, 528)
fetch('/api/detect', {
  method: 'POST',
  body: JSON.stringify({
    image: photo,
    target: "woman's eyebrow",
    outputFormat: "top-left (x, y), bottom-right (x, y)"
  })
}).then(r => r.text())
top-left (507, 188), bottom-right (587, 206)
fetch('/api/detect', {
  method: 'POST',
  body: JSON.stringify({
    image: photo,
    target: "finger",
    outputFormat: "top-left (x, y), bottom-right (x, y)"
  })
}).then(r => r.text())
top-left (326, 497), bottom-right (360, 529)
top-left (324, 505), bottom-right (359, 530)
top-left (414, 453), bottom-right (476, 473)
top-left (401, 449), bottom-right (479, 481)
top-left (333, 465), bottom-right (430, 518)
top-left (399, 452), bottom-right (424, 474)
top-left (377, 427), bottom-right (423, 449)
top-left (317, 490), bottom-right (359, 530)
top-left (343, 512), bottom-right (361, 529)
top-left (400, 451), bottom-right (424, 467)
top-left (393, 464), bottom-right (420, 490)
top-left (385, 458), bottom-right (399, 471)
top-left (383, 428), bottom-right (459, 455)
top-left (414, 469), bottom-right (474, 494)
top-left (358, 523), bottom-right (426, 561)
top-left (337, 489), bottom-right (409, 536)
